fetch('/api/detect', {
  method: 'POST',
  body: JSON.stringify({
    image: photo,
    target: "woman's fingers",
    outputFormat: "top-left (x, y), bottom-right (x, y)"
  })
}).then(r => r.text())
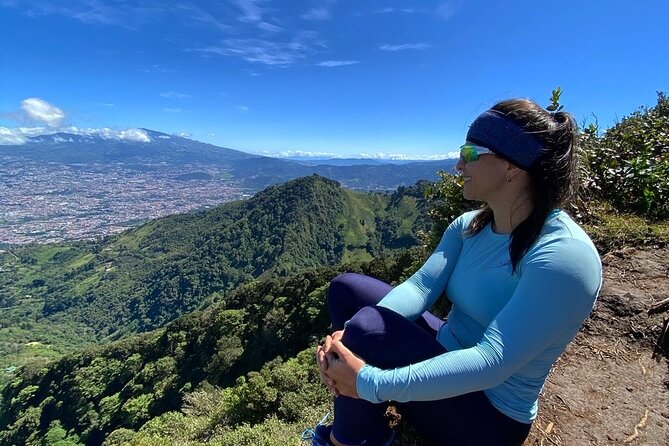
top-left (316, 330), bottom-right (349, 397)
top-left (331, 330), bottom-right (344, 343)
top-left (325, 340), bottom-right (365, 399)
top-left (328, 339), bottom-right (352, 360)
top-left (316, 345), bottom-right (328, 371)
top-left (321, 370), bottom-right (341, 397)
top-left (322, 330), bottom-right (344, 354)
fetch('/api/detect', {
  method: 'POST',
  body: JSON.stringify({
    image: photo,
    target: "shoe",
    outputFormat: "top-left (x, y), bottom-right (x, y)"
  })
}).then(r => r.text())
top-left (301, 412), bottom-right (396, 446)
top-left (302, 413), bottom-right (333, 445)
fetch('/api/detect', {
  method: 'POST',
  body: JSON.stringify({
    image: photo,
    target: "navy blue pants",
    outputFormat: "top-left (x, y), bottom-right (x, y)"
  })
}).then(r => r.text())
top-left (328, 273), bottom-right (532, 446)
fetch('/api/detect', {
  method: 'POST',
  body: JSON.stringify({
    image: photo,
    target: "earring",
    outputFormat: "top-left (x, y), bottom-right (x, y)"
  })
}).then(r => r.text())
top-left (506, 175), bottom-right (512, 183)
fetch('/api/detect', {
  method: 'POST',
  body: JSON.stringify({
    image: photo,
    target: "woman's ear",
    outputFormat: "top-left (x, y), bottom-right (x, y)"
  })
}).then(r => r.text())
top-left (505, 162), bottom-right (524, 183)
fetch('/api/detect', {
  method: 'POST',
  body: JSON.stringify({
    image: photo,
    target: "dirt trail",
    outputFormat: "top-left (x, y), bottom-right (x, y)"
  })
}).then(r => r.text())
top-left (526, 247), bottom-right (669, 445)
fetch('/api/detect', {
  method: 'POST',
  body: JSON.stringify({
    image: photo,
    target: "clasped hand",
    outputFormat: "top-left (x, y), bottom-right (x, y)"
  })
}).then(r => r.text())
top-left (316, 330), bottom-right (366, 399)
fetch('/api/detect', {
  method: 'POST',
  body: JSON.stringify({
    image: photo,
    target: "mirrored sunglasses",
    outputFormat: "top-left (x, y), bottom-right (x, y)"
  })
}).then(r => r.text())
top-left (459, 143), bottom-right (494, 163)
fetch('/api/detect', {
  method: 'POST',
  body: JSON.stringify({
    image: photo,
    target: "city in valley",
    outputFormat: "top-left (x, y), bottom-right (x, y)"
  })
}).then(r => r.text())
top-left (0, 156), bottom-right (252, 245)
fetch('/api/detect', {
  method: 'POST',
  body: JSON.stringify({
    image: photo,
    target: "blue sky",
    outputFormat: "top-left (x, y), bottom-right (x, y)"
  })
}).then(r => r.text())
top-left (1, 0), bottom-right (668, 159)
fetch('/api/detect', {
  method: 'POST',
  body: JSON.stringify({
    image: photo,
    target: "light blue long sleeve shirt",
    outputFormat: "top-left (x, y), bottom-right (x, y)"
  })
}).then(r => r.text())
top-left (356, 209), bottom-right (602, 423)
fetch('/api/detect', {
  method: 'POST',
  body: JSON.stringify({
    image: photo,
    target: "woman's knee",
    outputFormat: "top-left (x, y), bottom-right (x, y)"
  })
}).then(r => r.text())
top-left (328, 272), bottom-right (357, 299)
top-left (328, 273), bottom-right (392, 306)
top-left (344, 306), bottom-right (389, 339)
top-left (344, 306), bottom-right (446, 368)
top-left (341, 306), bottom-right (389, 362)
top-left (327, 272), bottom-right (369, 305)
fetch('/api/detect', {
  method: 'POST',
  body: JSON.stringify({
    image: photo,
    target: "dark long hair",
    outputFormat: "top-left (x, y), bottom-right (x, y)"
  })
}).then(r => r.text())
top-left (466, 99), bottom-right (579, 272)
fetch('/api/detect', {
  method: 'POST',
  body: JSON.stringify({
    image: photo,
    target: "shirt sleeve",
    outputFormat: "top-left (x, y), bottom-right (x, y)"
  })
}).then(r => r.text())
top-left (375, 213), bottom-right (469, 320)
top-left (357, 237), bottom-right (602, 403)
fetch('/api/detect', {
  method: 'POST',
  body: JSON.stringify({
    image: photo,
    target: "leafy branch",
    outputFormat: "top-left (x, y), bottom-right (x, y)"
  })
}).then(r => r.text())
top-left (547, 86), bottom-right (564, 112)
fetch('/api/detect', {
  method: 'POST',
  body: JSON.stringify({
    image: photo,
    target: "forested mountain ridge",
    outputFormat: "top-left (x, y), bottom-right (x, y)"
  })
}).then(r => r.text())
top-left (0, 175), bottom-right (430, 390)
top-left (0, 176), bottom-right (427, 444)
top-left (0, 249), bottom-right (425, 446)
top-left (0, 267), bottom-right (340, 445)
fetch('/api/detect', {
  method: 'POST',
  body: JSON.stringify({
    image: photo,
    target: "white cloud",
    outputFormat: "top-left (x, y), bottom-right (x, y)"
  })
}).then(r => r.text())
top-left (92, 127), bottom-right (151, 142)
top-left (21, 98), bottom-right (66, 127)
top-left (260, 150), bottom-right (340, 158)
top-left (358, 152), bottom-right (457, 161)
top-left (141, 64), bottom-right (174, 73)
top-left (116, 128), bottom-right (151, 142)
top-left (160, 91), bottom-right (191, 99)
top-left (0, 126), bottom-right (152, 144)
top-left (182, 4), bottom-right (235, 32)
top-left (373, 8), bottom-right (425, 14)
top-left (379, 43), bottom-right (432, 52)
top-left (316, 60), bottom-right (359, 67)
top-left (302, 7), bottom-right (332, 20)
top-left (195, 37), bottom-right (313, 66)
top-left (1, 0), bottom-right (165, 28)
top-left (257, 21), bottom-right (282, 32)
top-left (232, 0), bottom-right (264, 22)
top-left (373, 7), bottom-right (396, 14)
top-left (259, 149), bottom-right (456, 161)
top-left (437, 1), bottom-right (462, 19)
top-left (0, 126), bottom-right (49, 140)
top-left (236, 105), bottom-right (250, 113)
top-left (174, 131), bottom-right (192, 138)
top-left (86, 102), bottom-right (115, 107)
top-left (190, 27), bottom-right (327, 68)
top-left (229, 0), bottom-right (281, 31)
top-left (0, 127), bottom-right (30, 145)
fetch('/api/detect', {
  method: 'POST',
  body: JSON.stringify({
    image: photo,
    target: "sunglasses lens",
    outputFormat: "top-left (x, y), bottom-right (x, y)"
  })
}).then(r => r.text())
top-left (460, 145), bottom-right (479, 163)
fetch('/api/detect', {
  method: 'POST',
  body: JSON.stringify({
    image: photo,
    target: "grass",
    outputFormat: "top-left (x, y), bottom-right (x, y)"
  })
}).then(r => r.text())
top-left (112, 221), bottom-right (157, 252)
top-left (33, 246), bottom-right (72, 264)
top-left (341, 248), bottom-right (374, 264)
top-left (71, 273), bottom-right (101, 295)
top-left (394, 196), bottom-right (420, 233)
top-left (581, 203), bottom-right (669, 254)
top-left (67, 252), bottom-right (95, 270)
top-left (339, 189), bottom-right (384, 246)
top-left (0, 298), bottom-right (96, 389)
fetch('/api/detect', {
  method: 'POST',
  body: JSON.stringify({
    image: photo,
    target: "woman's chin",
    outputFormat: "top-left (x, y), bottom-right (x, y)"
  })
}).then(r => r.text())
top-left (462, 185), bottom-right (474, 201)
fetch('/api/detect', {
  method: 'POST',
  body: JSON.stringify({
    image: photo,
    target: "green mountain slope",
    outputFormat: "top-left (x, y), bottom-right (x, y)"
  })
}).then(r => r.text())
top-left (0, 175), bottom-right (430, 388)
top-left (0, 250), bottom-right (425, 446)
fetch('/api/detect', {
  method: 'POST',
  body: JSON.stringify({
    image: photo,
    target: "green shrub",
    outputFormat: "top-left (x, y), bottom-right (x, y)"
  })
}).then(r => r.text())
top-left (423, 172), bottom-right (480, 250)
top-left (581, 92), bottom-right (669, 220)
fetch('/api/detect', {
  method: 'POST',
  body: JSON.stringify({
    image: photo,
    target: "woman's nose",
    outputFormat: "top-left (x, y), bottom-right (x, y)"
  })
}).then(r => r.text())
top-left (456, 158), bottom-right (464, 171)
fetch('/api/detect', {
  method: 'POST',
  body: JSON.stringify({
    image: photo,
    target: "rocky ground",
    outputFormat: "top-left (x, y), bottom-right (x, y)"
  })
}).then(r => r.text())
top-left (525, 247), bottom-right (669, 446)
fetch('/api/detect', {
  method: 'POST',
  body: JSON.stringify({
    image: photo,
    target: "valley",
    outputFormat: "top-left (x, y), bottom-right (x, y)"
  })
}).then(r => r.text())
top-left (0, 157), bottom-right (251, 245)
top-left (0, 130), bottom-right (454, 246)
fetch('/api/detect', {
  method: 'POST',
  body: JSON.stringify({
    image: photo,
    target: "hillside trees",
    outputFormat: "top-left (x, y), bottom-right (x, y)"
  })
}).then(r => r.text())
top-left (0, 238), bottom-right (428, 446)
top-left (1, 174), bottom-right (428, 344)
top-left (0, 266), bottom-right (338, 444)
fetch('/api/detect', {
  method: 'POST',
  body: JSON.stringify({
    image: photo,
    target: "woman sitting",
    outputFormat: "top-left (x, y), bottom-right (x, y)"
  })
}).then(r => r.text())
top-left (312, 98), bottom-right (603, 446)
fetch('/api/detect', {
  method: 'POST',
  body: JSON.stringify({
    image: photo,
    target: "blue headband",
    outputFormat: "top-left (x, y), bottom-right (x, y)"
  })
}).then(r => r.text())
top-left (466, 110), bottom-right (544, 170)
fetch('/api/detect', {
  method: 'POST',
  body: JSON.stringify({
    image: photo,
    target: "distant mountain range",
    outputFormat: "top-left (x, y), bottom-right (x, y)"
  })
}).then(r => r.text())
top-left (282, 157), bottom-right (432, 166)
top-left (0, 129), bottom-right (457, 191)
